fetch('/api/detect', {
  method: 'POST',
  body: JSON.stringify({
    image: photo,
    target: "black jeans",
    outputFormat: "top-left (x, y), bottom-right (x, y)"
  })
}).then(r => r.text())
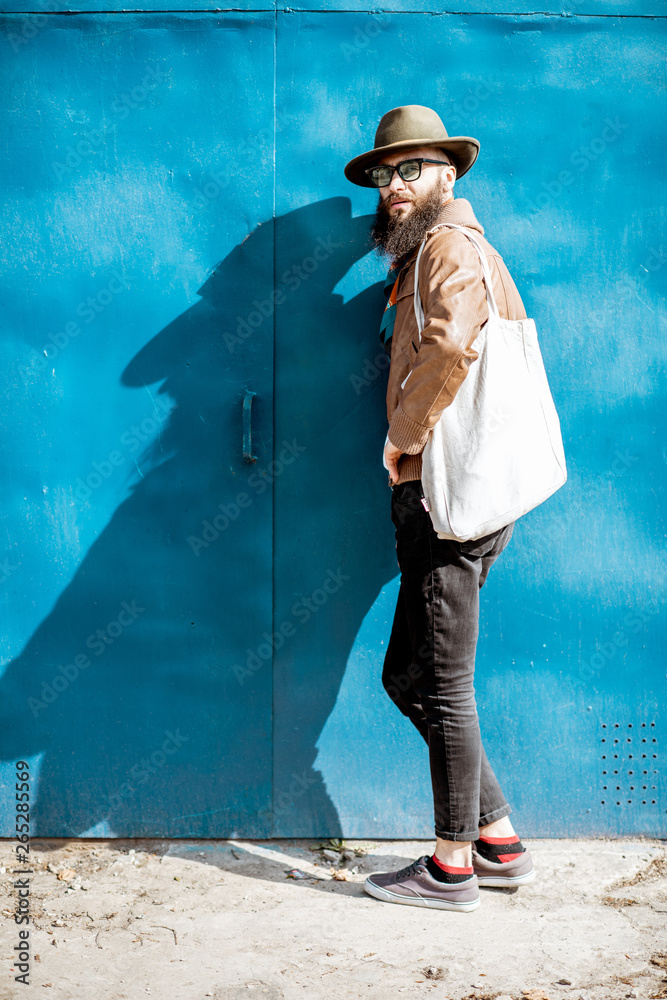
top-left (383, 479), bottom-right (515, 841)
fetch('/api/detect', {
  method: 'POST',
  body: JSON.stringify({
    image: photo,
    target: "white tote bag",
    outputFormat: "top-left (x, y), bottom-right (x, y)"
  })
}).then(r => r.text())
top-left (410, 222), bottom-right (567, 541)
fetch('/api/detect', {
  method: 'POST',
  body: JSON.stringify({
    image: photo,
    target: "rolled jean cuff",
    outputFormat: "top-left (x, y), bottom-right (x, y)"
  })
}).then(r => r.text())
top-left (436, 804), bottom-right (512, 841)
top-left (478, 803), bottom-right (512, 828)
top-left (434, 828), bottom-right (481, 842)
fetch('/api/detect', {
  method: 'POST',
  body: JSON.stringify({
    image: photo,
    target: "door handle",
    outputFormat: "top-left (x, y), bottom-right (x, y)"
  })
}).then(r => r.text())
top-left (242, 389), bottom-right (257, 463)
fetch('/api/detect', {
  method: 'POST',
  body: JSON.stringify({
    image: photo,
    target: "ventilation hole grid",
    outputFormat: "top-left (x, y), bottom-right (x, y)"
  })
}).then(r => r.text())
top-left (601, 721), bottom-right (659, 807)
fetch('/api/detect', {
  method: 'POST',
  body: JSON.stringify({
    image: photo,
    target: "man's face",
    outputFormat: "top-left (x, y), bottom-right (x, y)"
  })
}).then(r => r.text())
top-left (376, 145), bottom-right (455, 218)
top-left (370, 145), bottom-right (457, 261)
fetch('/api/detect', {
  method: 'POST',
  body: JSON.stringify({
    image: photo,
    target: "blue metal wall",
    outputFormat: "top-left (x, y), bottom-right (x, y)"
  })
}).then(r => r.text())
top-left (0, 3), bottom-right (664, 838)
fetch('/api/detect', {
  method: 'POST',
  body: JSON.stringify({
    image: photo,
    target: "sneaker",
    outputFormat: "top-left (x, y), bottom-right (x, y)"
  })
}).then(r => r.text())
top-left (364, 856), bottom-right (480, 911)
top-left (472, 844), bottom-right (536, 887)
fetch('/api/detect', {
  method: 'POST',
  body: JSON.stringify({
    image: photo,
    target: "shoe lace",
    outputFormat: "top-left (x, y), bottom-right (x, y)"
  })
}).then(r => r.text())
top-left (396, 857), bottom-right (427, 880)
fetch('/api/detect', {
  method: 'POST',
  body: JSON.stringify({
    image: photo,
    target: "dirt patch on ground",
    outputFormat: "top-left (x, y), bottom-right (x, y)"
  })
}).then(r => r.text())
top-left (612, 856), bottom-right (667, 890)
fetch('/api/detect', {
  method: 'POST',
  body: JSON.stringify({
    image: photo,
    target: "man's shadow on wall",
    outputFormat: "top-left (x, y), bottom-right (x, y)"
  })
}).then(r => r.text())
top-left (0, 197), bottom-right (396, 838)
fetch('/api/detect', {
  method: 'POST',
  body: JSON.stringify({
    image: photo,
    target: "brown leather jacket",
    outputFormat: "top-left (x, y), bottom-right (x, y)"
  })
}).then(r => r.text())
top-left (386, 197), bottom-right (527, 485)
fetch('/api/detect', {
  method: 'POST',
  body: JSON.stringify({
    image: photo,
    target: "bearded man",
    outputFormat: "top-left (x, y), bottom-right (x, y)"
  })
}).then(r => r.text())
top-left (344, 105), bottom-right (536, 911)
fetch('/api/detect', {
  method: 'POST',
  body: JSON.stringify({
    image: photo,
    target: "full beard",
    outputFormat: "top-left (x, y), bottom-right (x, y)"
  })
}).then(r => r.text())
top-left (370, 182), bottom-right (449, 263)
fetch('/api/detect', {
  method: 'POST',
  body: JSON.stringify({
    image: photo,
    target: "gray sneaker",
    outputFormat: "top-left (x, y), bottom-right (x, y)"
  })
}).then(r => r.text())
top-left (472, 845), bottom-right (536, 887)
top-left (364, 856), bottom-right (480, 911)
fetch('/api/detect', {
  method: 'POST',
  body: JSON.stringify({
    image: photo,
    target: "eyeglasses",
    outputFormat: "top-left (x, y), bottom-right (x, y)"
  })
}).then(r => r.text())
top-left (364, 157), bottom-right (452, 188)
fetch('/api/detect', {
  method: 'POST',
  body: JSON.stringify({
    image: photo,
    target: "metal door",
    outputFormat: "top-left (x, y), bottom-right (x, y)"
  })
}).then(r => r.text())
top-left (272, 9), bottom-right (666, 838)
top-left (0, 14), bottom-right (275, 837)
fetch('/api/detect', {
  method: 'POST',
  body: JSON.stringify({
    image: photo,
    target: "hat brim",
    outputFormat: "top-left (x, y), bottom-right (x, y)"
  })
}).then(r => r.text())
top-left (344, 137), bottom-right (480, 188)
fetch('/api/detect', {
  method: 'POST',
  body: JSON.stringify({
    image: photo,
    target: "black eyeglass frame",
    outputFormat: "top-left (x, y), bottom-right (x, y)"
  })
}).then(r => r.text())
top-left (364, 157), bottom-right (452, 188)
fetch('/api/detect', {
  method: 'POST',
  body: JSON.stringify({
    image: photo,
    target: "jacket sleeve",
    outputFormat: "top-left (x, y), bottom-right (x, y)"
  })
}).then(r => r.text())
top-left (387, 230), bottom-right (488, 455)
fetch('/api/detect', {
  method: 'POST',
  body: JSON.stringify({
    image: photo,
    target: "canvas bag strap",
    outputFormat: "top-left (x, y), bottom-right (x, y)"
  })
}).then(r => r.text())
top-left (413, 222), bottom-right (500, 336)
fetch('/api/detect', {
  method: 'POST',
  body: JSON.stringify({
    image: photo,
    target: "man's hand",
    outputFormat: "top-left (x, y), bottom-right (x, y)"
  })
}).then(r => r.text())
top-left (384, 439), bottom-right (404, 486)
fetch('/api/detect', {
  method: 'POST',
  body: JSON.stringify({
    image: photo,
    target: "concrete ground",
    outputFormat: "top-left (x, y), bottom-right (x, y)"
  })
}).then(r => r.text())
top-left (1, 837), bottom-right (666, 1000)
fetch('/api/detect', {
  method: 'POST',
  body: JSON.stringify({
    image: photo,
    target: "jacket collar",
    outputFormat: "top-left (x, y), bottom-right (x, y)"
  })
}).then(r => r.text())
top-left (428, 197), bottom-right (484, 236)
top-left (396, 198), bottom-right (484, 272)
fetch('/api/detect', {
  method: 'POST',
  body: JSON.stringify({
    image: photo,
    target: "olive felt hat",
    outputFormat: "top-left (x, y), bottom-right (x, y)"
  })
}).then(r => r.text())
top-left (344, 104), bottom-right (480, 188)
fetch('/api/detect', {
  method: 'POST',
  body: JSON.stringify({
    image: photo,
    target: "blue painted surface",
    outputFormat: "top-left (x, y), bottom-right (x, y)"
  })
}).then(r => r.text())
top-left (1, 0), bottom-right (272, 10)
top-left (289, 0), bottom-right (665, 11)
top-left (1, 8), bottom-right (665, 838)
top-left (2, 1), bottom-right (664, 13)
top-left (272, 10), bottom-right (666, 839)
top-left (0, 14), bottom-right (276, 837)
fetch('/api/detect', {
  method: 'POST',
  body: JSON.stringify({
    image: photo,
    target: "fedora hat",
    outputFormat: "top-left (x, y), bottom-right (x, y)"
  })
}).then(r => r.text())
top-left (344, 104), bottom-right (479, 188)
